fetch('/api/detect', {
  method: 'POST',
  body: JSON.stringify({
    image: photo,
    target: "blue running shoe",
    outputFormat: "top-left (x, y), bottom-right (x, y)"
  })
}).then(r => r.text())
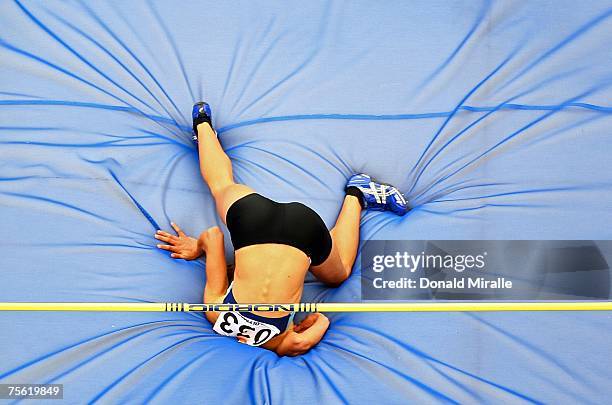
top-left (345, 173), bottom-right (409, 216)
top-left (192, 101), bottom-right (214, 143)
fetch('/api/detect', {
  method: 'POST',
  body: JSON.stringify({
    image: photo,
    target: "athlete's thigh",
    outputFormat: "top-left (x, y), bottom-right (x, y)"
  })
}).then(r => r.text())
top-left (309, 242), bottom-right (348, 286)
top-left (214, 184), bottom-right (256, 224)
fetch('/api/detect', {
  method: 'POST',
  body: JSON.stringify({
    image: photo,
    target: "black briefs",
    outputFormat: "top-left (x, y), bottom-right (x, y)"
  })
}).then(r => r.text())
top-left (226, 193), bottom-right (332, 266)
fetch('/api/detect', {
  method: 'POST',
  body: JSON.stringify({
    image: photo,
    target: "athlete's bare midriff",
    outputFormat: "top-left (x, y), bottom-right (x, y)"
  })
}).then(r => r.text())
top-left (231, 243), bottom-right (310, 318)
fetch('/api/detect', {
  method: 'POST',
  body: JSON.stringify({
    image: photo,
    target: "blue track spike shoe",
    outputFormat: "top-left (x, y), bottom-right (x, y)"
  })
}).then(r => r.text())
top-left (192, 101), bottom-right (214, 143)
top-left (345, 173), bottom-right (409, 216)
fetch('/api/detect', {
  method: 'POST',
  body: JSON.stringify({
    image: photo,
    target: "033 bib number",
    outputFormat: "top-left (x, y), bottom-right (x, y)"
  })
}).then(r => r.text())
top-left (213, 311), bottom-right (281, 346)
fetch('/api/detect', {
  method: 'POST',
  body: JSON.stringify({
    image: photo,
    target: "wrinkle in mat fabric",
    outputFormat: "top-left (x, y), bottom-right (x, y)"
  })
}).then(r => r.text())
top-left (1, 1), bottom-right (612, 403)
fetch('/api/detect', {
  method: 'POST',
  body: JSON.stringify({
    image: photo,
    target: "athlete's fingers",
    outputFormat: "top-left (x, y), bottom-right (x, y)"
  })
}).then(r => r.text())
top-left (171, 222), bottom-right (186, 236)
top-left (295, 323), bottom-right (310, 332)
top-left (171, 253), bottom-right (185, 259)
top-left (296, 314), bottom-right (318, 330)
top-left (154, 234), bottom-right (175, 243)
top-left (156, 230), bottom-right (175, 239)
top-left (157, 244), bottom-right (178, 253)
top-left (294, 322), bottom-right (308, 332)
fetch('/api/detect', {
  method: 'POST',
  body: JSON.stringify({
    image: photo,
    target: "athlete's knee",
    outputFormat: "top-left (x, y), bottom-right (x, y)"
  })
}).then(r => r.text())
top-left (331, 254), bottom-right (353, 285)
top-left (209, 181), bottom-right (235, 199)
top-left (331, 262), bottom-right (351, 285)
top-left (340, 262), bottom-right (352, 282)
top-left (325, 270), bottom-right (349, 287)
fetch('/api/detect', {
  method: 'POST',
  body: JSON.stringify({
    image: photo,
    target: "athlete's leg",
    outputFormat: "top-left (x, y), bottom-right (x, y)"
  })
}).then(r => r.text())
top-left (329, 195), bottom-right (362, 270)
top-left (310, 195), bottom-right (362, 286)
top-left (311, 173), bottom-right (409, 285)
top-left (196, 122), bottom-right (254, 223)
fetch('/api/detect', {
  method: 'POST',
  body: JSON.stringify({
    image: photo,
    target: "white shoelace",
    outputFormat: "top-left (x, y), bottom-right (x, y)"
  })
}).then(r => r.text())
top-left (368, 181), bottom-right (387, 204)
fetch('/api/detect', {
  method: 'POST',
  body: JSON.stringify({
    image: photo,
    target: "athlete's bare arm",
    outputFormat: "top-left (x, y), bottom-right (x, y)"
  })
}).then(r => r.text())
top-left (199, 227), bottom-right (229, 305)
top-left (155, 224), bottom-right (227, 324)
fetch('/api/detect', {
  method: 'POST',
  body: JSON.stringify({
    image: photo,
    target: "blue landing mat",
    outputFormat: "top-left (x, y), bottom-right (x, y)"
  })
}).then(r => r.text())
top-left (1, 1), bottom-right (611, 403)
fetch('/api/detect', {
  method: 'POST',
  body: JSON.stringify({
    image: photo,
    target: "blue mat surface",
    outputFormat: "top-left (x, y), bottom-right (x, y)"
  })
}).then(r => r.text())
top-left (1, 1), bottom-right (612, 403)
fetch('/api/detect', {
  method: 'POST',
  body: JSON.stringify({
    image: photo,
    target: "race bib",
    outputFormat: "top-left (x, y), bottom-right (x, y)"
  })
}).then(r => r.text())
top-left (213, 311), bottom-right (281, 346)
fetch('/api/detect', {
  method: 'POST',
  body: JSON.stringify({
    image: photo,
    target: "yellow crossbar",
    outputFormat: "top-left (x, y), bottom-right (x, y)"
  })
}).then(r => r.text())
top-left (0, 301), bottom-right (611, 312)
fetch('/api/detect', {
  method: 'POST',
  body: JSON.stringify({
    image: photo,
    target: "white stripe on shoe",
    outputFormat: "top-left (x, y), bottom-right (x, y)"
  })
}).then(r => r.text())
top-left (369, 182), bottom-right (381, 204)
top-left (380, 185), bottom-right (387, 204)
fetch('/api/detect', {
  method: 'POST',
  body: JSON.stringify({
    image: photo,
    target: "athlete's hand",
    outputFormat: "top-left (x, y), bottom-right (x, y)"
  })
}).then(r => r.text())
top-left (293, 314), bottom-right (322, 333)
top-left (155, 222), bottom-right (201, 260)
top-left (275, 313), bottom-right (330, 356)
